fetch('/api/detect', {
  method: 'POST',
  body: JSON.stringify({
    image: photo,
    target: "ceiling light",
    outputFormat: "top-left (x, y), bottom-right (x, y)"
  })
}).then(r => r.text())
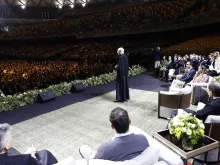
top-left (21, 5), bottom-right (26, 9)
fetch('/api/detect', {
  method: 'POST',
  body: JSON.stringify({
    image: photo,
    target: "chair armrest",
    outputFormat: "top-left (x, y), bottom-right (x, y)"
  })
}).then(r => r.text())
top-left (160, 91), bottom-right (180, 95)
top-left (169, 87), bottom-right (182, 93)
top-left (205, 115), bottom-right (220, 123)
top-left (130, 126), bottom-right (183, 165)
top-left (190, 83), bottom-right (208, 87)
top-left (153, 161), bottom-right (169, 165)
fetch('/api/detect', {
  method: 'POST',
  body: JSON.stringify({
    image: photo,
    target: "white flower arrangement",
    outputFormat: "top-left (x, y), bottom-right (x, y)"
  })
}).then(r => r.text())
top-left (169, 112), bottom-right (205, 145)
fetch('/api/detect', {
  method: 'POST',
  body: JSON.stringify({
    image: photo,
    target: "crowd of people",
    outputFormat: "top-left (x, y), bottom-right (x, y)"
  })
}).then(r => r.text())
top-left (60, 41), bottom-right (147, 61)
top-left (0, 40), bottom-right (150, 60)
top-left (0, 44), bottom-right (72, 59)
top-left (0, 39), bottom-right (160, 95)
top-left (154, 50), bottom-right (220, 107)
top-left (166, 34), bottom-right (220, 53)
top-left (156, 52), bottom-right (219, 82)
top-left (0, 60), bottom-right (114, 94)
top-left (1, 0), bottom-right (218, 39)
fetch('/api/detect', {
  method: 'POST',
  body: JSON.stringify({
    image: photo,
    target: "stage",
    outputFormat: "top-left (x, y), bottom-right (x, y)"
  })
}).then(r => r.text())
top-left (1, 72), bottom-right (173, 160)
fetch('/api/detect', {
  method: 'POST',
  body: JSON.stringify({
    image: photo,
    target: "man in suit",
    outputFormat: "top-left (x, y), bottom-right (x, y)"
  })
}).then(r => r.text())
top-left (79, 107), bottom-right (149, 162)
top-left (179, 61), bottom-right (196, 83)
top-left (115, 47), bottom-right (130, 102)
top-left (171, 80), bottom-right (220, 122)
top-left (0, 123), bottom-right (58, 165)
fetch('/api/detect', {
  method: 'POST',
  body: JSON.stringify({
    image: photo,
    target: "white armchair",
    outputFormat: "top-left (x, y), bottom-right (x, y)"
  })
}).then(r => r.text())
top-left (193, 115), bottom-right (220, 164)
top-left (55, 126), bottom-right (184, 165)
top-left (189, 76), bottom-right (213, 105)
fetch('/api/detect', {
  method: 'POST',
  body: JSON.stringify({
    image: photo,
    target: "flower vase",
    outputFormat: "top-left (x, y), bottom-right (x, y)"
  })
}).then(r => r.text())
top-left (182, 137), bottom-right (194, 151)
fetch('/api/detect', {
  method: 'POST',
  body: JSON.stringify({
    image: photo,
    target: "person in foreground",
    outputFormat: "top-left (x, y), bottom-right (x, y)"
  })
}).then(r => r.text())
top-left (79, 107), bottom-right (149, 162)
top-left (0, 123), bottom-right (58, 165)
top-left (171, 80), bottom-right (220, 122)
top-left (115, 47), bottom-right (130, 102)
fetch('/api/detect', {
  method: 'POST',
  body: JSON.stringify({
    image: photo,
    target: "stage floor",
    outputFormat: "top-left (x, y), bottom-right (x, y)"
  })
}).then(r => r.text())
top-left (12, 88), bottom-right (168, 160)
top-left (1, 72), bottom-right (196, 161)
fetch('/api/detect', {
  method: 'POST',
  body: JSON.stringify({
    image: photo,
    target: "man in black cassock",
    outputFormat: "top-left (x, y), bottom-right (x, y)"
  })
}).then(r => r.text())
top-left (114, 47), bottom-right (130, 102)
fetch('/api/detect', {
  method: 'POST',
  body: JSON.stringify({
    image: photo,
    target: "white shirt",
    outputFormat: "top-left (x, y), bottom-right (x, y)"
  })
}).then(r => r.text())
top-left (111, 130), bottom-right (133, 141)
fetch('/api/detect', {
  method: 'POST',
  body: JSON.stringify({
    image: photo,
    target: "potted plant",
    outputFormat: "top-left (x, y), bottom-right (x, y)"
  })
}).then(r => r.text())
top-left (168, 112), bottom-right (205, 150)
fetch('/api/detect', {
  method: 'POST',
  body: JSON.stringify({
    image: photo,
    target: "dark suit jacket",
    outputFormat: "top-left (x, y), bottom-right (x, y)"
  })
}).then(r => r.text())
top-left (95, 133), bottom-right (149, 161)
top-left (0, 150), bottom-right (57, 165)
top-left (0, 153), bottom-right (39, 165)
top-left (196, 98), bottom-right (220, 122)
top-left (180, 68), bottom-right (196, 83)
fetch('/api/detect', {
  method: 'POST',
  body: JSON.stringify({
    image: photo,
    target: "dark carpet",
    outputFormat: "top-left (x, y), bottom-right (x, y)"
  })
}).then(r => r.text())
top-left (0, 71), bottom-right (170, 125)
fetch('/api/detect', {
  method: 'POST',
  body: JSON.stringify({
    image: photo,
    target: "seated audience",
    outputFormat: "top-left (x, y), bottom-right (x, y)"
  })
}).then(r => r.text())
top-left (171, 80), bottom-right (220, 122)
top-left (201, 54), bottom-right (212, 68)
top-left (79, 107), bottom-right (149, 162)
top-left (158, 55), bottom-right (168, 78)
top-left (179, 61), bottom-right (196, 83)
top-left (208, 52), bottom-right (220, 77)
top-left (192, 65), bottom-right (209, 83)
top-left (160, 56), bottom-right (173, 81)
top-left (0, 123), bottom-right (58, 165)
top-left (190, 54), bottom-right (199, 71)
top-left (190, 65), bottom-right (210, 105)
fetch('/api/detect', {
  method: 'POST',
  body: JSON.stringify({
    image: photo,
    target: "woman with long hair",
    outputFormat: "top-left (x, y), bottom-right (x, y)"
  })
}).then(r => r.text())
top-left (192, 65), bottom-right (209, 83)
top-left (191, 65), bottom-right (210, 105)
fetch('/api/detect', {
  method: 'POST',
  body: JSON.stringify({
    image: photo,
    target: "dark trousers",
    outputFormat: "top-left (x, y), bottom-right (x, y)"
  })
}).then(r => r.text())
top-left (36, 150), bottom-right (58, 165)
top-left (209, 70), bottom-right (218, 77)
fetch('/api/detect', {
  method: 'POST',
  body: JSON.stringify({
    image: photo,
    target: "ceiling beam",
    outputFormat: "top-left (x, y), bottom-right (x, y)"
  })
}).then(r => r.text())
top-left (12, 0), bottom-right (16, 5)
top-left (49, 0), bottom-right (54, 7)
top-left (18, 0), bottom-right (25, 5)
top-left (55, 0), bottom-right (62, 5)
top-left (62, 0), bottom-right (65, 5)
top-left (3, 0), bottom-right (13, 5)
top-left (26, 0), bottom-right (31, 5)
top-left (37, 0), bottom-right (43, 6)
top-left (42, 0), bottom-right (50, 6)
top-left (67, 0), bottom-right (74, 5)
top-left (79, 0), bottom-right (86, 4)
top-left (30, 0), bottom-right (38, 6)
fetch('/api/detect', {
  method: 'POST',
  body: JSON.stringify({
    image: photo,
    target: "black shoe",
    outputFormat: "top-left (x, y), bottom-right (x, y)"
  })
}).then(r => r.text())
top-left (114, 100), bottom-right (124, 102)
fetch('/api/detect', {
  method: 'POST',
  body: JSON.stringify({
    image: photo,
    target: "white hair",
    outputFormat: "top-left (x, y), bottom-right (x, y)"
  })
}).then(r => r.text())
top-left (117, 47), bottom-right (124, 54)
top-left (0, 123), bottom-right (11, 152)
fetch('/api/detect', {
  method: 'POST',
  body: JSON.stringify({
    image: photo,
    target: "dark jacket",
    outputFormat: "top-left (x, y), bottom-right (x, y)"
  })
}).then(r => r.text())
top-left (95, 133), bottom-right (149, 161)
top-left (180, 68), bottom-right (196, 83)
top-left (196, 98), bottom-right (220, 122)
top-left (0, 150), bottom-right (57, 165)
top-left (0, 153), bottom-right (39, 165)
top-left (154, 50), bottom-right (161, 61)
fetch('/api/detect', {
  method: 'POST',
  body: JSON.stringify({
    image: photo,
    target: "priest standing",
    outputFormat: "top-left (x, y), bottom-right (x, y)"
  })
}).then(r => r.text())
top-left (114, 47), bottom-right (130, 102)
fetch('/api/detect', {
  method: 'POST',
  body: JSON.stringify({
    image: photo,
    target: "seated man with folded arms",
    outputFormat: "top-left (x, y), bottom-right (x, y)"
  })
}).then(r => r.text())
top-left (0, 123), bottom-right (58, 165)
top-left (79, 107), bottom-right (149, 162)
top-left (179, 61), bottom-right (196, 83)
top-left (171, 80), bottom-right (220, 122)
